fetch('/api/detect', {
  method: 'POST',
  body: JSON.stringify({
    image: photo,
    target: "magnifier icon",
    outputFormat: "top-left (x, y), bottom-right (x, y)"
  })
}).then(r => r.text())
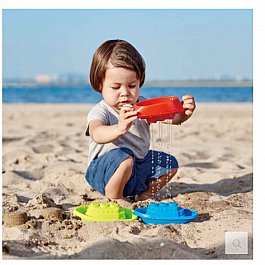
top-left (232, 239), bottom-right (241, 248)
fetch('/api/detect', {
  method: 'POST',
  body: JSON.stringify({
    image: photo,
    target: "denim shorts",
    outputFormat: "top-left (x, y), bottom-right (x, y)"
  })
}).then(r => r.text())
top-left (85, 148), bottom-right (178, 198)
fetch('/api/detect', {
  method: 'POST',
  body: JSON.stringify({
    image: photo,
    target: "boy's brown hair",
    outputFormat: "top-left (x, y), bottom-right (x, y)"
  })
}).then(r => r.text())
top-left (90, 39), bottom-right (146, 93)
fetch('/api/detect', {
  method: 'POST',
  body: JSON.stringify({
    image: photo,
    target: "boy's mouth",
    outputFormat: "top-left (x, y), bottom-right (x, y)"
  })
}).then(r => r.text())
top-left (120, 101), bottom-right (130, 105)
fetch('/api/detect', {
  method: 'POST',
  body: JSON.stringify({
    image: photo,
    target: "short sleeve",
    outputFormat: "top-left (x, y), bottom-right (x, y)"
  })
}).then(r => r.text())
top-left (85, 104), bottom-right (109, 136)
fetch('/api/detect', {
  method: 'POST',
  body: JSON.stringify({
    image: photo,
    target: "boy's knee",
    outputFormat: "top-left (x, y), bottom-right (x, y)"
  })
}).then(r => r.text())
top-left (122, 155), bottom-right (134, 170)
top-left (170, 167), bottom-right (178, 176)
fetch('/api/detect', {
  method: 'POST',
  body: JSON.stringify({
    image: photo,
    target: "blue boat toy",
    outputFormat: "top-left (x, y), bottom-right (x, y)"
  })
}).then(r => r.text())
top-left (133, 202), bottom-right (198, 225)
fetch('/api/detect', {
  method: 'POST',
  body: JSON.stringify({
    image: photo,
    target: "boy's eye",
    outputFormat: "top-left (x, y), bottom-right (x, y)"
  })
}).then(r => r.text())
top-left (129, 85), bottom-right (136, 88)
top-left (112, 87), bottom-right (120, 90)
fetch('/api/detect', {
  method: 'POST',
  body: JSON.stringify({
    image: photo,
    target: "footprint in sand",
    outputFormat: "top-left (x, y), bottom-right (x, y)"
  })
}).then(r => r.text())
top-left (2, 137), bottom-right (24, 145)
top-left (26, 131), bottom-right (59, 145)
top-left (183, 162), bottom-right (220, 169)
top-left (32, 145), bottom-right (54, 153)
top-left (13, 170), bottom-right (44, 180)
top-left (181, 151), bottom-right (211, 161)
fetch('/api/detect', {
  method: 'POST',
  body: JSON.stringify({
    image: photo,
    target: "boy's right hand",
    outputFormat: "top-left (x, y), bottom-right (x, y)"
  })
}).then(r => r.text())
top-left (117, 104), bottom-right (138, 135)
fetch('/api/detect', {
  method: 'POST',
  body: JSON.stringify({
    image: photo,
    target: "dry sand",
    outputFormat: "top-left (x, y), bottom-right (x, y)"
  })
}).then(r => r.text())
top-left (2, 103), bottom-right (253, 259)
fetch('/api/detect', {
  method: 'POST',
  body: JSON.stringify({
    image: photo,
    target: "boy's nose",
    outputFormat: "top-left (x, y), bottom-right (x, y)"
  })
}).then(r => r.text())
top-left (120, 87), bottom-right (129, 96)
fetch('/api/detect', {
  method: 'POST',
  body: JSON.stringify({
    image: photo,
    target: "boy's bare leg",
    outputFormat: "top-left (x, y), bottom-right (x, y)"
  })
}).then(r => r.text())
top-left (105, 155), bottom-right (134, 205)
top-left (135, 167), bottom-right (178, 201)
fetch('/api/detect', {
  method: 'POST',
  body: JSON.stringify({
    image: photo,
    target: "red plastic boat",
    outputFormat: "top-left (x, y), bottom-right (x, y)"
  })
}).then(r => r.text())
top-left (133, 96), bottom-right (186, 123)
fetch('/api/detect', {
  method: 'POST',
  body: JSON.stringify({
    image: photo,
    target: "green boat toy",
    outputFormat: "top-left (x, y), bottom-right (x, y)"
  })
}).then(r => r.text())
top-left (73, 202), bottom-right (138, 222)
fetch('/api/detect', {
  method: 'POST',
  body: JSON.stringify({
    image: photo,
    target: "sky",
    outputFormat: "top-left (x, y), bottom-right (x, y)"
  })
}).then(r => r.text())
top-left (2, 9), bottom-right (253, 81)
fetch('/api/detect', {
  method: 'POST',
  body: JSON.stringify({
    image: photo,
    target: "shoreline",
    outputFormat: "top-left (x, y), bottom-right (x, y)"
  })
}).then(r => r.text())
top-left (2, 102), bottom-right (253, 106)
top-left (3, 80), bottom-right (253, 88)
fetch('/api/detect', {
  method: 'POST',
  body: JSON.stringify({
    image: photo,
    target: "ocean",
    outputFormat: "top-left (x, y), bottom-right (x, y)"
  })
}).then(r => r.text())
top-left (2, 85), bottom-right (253, 103)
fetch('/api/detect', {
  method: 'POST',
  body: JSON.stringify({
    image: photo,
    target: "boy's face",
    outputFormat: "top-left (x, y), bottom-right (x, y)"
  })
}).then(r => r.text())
top-left (100, 64), bottom-right (140, 113)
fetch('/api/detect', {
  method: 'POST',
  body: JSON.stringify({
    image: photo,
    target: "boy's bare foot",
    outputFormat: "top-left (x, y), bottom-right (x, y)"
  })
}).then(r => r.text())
top-left (108, 198), bottom-right (133, 209)
top-left (135, 191), bottom-right (154, 202)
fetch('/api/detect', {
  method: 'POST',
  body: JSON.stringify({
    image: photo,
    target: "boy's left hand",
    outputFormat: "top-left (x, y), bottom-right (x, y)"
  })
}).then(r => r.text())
top-left (182, 95), bottom-right (196, 117)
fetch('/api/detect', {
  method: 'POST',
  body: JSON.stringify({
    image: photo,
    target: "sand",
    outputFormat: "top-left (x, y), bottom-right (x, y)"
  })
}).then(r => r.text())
top-left (2, 103), bottom-right (253, 259)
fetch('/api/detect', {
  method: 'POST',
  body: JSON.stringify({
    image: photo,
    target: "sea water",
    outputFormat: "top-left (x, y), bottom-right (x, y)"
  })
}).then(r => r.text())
top-left (2, 85), bottom-right (253, 103)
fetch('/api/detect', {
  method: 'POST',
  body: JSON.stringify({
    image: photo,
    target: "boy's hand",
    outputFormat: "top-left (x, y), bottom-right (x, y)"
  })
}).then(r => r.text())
top-left (182, 95), bottom-right (196, 117)
top-left (117, 104), bottom-right (138, 135)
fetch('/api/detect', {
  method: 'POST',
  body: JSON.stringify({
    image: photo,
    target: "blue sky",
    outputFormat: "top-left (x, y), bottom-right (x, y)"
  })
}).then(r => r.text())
top-left (2, 9), bottom-right (253, 81)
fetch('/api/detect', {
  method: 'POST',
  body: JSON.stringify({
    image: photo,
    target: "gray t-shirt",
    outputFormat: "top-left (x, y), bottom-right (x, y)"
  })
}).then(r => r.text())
top-left (85, 96), bottom-right (150, 166)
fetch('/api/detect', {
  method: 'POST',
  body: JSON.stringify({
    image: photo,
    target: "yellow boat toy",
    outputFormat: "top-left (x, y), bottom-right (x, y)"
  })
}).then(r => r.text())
top-left (73, 202), bottom-right (138, 222)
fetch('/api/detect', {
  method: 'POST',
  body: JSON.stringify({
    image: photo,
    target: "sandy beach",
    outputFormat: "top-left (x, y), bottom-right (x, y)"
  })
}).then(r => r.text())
top-left (2, 102), bottom-right (253, 259)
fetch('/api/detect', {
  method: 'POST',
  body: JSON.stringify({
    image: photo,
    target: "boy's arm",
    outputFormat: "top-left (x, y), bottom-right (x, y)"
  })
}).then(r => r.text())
top-left (89, 105), bottom-right (137, 144)
top-left (89, 120), bottom-right (124, 144)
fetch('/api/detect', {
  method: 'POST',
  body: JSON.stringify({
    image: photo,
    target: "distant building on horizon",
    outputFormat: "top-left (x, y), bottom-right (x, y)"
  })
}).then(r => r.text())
top-left (34, 72), bottom-right (88, 84)
top-left (35, 74), bottom-right (51, 83)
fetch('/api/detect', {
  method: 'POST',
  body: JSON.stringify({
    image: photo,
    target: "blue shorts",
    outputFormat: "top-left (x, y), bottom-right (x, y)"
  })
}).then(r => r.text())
top-left (85, 148), bottom-right (178, 198)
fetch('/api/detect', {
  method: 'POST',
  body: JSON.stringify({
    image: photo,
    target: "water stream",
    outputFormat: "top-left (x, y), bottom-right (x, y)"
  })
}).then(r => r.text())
top-left (165, 119), bottom-right (173, 198)
top-left (151, 120), bottom-right (173, 200)
top-left (151, 123), bottom-right (155, 197)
